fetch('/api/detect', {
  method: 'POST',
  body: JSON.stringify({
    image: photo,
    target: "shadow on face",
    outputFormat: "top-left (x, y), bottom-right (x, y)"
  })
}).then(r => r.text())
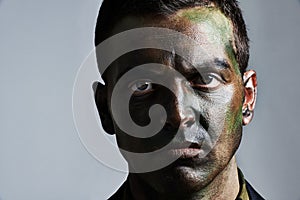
top-left (95, 6), bottom-right (257, 194)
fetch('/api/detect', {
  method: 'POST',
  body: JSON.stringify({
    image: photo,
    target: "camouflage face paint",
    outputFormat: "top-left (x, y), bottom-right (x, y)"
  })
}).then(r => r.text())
top-left (178, 7), bottom-right (233, 47)
top-left (105, 7), bottom-right (245, 199)
top-left (178, 7), bottom-right (243, 135)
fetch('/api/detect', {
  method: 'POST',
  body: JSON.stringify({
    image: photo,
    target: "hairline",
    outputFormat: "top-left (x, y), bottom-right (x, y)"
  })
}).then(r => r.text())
top-left (95, 0), bottom-right (249, 77)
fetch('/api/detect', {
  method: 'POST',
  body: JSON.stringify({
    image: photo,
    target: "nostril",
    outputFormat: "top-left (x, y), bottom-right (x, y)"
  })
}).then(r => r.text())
top-left (185, 120), bottom-right (194, 127)
top-left (182, 116), bottom-right (195, 128)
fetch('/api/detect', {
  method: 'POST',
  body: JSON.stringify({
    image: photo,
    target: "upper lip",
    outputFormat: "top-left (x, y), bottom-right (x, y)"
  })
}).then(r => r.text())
top-left (164, 141), bottom-right (204, 159)
top-left (166, 141), bottom-right (203, 150)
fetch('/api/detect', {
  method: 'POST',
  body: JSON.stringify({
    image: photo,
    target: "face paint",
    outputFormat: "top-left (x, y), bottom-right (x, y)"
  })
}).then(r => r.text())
top-left (226, 104), bottom-right (243, 135)
top-left (103, 6), bottom-right (245, 197)
top-left (225, 44), bottom-right (241, 76)
top-left (178, 7), bottom-right (233, 46)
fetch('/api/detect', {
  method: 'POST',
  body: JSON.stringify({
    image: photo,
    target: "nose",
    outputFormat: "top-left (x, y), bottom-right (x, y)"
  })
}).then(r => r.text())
top-left (166, 79), bottom-right (199, 131)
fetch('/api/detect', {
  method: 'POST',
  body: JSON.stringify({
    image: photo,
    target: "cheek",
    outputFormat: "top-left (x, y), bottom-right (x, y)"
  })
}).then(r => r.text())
top-left (225, 82), bottom-right (244, 134)
top-left (204, 84), bottom-right (243, 136)
top-left (225, 104), bottom-right (242, 135)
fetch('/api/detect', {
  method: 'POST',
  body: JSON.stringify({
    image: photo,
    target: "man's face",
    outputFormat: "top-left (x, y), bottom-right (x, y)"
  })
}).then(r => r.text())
top-left (98, 7), bottom-right (248, 193)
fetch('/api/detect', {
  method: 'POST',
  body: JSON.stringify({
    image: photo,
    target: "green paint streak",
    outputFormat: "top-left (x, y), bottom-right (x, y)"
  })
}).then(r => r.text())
top-left (225, 44), bottom-right (241, 76)
top-left (180, 7), bottom-right (216, 23)
top-left (226, 105), bottom-right (243, 134)
top-left (179, 7), bottom-right (233, 45)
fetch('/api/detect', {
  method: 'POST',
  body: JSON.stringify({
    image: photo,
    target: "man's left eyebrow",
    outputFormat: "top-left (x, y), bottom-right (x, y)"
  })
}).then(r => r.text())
top-left (183, 58), bottom-right (230, 74)
top-left (196, 58), bottom-right (231, 70)
top-left (213, 58), bottom-right (231, 69)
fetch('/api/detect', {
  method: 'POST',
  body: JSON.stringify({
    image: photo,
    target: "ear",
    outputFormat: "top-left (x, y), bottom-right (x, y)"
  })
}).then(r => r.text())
top-left (242, 70), bottom-right (257, 126)
top-left (94, 82), bottom-right (115, 135)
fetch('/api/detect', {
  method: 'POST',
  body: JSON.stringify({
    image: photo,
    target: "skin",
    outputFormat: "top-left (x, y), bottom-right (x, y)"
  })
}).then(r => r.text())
top-left (95, 6), bottom-right (257, 200)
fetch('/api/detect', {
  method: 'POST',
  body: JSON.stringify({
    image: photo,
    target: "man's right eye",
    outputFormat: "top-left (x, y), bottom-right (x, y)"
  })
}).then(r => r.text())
top-left (129, 80), bottom-right (153, 96)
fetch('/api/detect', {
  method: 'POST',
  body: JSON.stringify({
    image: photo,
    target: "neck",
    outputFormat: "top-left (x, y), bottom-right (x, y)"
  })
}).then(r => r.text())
top-left (128, 157), bottom-right (240, 200)
top-left (196, 157), bottom-right (240, 200)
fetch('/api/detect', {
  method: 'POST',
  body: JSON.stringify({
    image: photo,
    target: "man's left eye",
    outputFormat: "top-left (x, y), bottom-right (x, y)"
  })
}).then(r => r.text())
top-left (129, 80), bottom-right (153, 96)
top-left (191, 73), bottom-right (222, 90)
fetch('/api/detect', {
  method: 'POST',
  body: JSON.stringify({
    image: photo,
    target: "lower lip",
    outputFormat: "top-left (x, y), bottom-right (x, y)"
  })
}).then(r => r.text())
top-left (168, 148), bottom-right (201, 159)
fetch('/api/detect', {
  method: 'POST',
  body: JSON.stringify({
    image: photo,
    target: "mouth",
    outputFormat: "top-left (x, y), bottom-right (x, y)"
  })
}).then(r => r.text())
top-left (166, 142), bottom-right (203, 159)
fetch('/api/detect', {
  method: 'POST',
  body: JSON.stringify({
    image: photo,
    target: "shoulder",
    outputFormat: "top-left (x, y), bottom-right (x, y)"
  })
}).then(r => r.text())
top-left (245, 180), bottom-right (265, 200)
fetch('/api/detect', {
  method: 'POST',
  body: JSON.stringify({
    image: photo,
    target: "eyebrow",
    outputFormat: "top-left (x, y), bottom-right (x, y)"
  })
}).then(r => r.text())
top-left (114, 57), bottom-right (231, 82)
top-left (179, 58), bottom-right (231, 75)
top-left (212, 58), bottom-right (231, 69)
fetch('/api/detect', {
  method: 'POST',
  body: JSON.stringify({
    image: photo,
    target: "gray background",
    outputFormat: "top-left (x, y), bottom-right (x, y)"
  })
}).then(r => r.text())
top-left (0, 0), bottom-right (299, 199)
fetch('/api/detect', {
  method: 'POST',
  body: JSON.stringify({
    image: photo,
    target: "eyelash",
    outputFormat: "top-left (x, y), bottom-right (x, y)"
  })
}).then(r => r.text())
top-left (129, 80), bottom-right (154, 97)
top-left (190, 73), bottom-right (223, 91)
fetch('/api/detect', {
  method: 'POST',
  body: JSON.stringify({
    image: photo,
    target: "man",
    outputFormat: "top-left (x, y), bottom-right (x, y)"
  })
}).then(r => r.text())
top-left (94, 0), bottom-right (264, 199)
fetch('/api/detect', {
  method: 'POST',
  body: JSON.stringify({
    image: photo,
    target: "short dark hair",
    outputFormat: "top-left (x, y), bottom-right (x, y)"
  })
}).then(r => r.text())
top-left (95, 0), bottom-right (249, 74)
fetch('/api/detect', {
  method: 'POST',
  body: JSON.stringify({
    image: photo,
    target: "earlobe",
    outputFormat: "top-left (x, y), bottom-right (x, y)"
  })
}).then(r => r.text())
top-left (94, 82), bottom-right (115, 135)
top-left (242, 70), bottom-right (257, 126)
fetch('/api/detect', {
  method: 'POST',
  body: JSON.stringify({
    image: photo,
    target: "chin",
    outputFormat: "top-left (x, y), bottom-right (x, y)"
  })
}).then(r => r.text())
top-left (172, 167), bottom-right (212, 190)
top-left (144, 159), bottom-right (216, 195)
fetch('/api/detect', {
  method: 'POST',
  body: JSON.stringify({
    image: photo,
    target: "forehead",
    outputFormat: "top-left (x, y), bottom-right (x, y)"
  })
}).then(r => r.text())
top-left (111, 6), bottom-right (234, 47)
top-left (105, 7), bottom-right (237, 81)
top-left (174, 7), bottom-right (234, 49)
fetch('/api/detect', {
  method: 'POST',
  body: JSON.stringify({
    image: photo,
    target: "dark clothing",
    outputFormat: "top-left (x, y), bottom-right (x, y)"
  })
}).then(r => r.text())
top-left (236, 168), bottom-right (265, 200)
top-left (108, 169), bottom-right (264, 200)
top-left (244, 180), bottom-right (265, 200)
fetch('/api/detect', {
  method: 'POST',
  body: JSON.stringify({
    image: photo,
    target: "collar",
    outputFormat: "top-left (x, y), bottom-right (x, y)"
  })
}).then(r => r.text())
top-left (236, 168), bottom-right (250, 200)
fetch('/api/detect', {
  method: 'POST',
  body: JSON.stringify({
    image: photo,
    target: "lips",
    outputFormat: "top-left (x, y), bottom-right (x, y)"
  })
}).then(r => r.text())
top-left (166, 142), bottom-right (203, 159)
top-left (168, 148), bottom-right (201, 158)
